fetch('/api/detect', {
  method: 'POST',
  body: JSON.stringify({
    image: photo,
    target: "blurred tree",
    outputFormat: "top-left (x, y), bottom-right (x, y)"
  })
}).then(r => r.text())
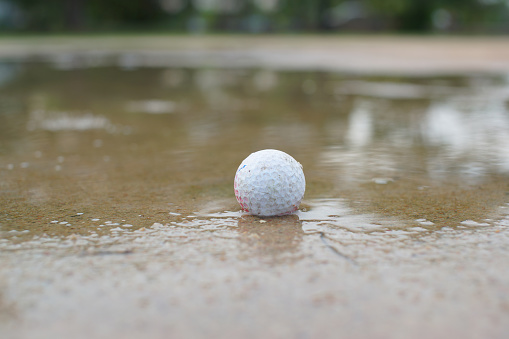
top-left (65, 0), bottom-right (85, 30)
top-left (367, 0), bottom-right (433, 31)
top-left (12, 0), bottom-right (166, 31)
top-left (84, 0), bottom-right (166, 30)
top-left (367, 0), bottom-right (509, 32)
top-left (13, 0), bottom-right (66, 31)
top-left (317, 0), bottom-right (335, 30)
top-left (4, 0), bottom-right (509, 33)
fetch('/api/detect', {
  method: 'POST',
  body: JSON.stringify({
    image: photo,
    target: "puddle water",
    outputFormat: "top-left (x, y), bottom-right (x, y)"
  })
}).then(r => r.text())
top-left (1, 59), bottom-right (509, 338)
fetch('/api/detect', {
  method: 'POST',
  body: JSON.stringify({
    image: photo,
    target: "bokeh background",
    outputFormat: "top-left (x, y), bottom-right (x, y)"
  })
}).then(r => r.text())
top-left (0, 0), bottom-right (508, 34)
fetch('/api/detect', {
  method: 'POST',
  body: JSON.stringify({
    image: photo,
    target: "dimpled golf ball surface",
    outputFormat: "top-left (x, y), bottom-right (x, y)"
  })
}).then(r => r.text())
top-left (234, 149), bottom-right (305, 216)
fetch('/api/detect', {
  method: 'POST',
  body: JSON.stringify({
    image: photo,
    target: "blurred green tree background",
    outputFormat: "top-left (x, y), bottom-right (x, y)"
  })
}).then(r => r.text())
top-left (0, 0), bottom-right (507, 33)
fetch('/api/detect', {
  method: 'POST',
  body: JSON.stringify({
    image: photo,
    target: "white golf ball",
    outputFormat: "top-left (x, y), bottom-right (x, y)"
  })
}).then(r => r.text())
top-left (234, 149), bottom-right (305, 216)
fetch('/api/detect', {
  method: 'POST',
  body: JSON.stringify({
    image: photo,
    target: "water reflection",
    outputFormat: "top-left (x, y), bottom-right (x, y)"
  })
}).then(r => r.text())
top-left (238, 215), bottom-right (303, 265)
top-left (2, 59), bottom-right (509, 339)
top-left (324, 76), bottom-right (509, 183)
top-left (345, 99), bottom-right (373, 148)
top-left (0, 61), bottom-right (508, 233)
top-left (298, 199), bottom-right (399, 232)
top-left (27, 110), bottom-right (112, 131)
top-left (423, 98), bottom-right (509, 174)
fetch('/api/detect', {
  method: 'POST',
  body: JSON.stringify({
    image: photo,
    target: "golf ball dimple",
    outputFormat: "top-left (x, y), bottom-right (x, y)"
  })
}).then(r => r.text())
top-left (234, 149), bottom-right (305, 217)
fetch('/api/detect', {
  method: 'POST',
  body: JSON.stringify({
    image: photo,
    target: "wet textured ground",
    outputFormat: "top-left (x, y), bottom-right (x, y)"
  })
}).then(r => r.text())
top-left (1, 36), bottom-right (509, 338)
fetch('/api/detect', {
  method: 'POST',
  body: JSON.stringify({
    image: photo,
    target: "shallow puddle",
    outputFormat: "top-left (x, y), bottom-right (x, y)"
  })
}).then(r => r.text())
top-left (1, 58), bottom-right (509, 338)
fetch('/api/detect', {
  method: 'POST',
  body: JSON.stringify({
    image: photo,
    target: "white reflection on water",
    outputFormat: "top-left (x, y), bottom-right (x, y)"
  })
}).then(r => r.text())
top-left (50, 52), bottom-right (111, 70)
top-left (324, 78), bottom-right (509, 182)
top-left (126, 100), bottom-right (176, 114)
top-left (424, 102), bottom-right (468, 153)
top-left (337, 80), bottom-right (431, 99)
top-left (321, 146), bottom-right (397, 185)
top-left (345, 99), bottom-right (373, 148)
top-left (27, 109), bottom-right (112, 132)
top-left (422, 91), bottom-right (509, 173)
top-left (194, 198), bottom-right (400, 232)
top-left (298, 198), bottom-right (400, 232)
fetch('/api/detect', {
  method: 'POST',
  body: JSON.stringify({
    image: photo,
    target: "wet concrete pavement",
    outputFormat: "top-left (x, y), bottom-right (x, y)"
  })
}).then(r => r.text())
top-left (1, 36), bottom-right (509, 338)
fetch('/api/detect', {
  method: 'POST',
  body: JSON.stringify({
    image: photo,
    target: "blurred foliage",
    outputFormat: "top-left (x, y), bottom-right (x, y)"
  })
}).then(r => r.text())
top-left (0, 0), bottom-right (508, 33)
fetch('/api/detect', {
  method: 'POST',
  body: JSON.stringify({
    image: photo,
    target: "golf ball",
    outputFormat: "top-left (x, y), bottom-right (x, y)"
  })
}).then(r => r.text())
top-left (234, 149), bottom-right (305, 216)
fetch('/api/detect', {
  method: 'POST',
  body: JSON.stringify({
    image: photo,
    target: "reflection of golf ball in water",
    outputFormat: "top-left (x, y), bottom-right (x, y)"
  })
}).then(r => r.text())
top-left (234, 149), bottom-right (306, 216)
